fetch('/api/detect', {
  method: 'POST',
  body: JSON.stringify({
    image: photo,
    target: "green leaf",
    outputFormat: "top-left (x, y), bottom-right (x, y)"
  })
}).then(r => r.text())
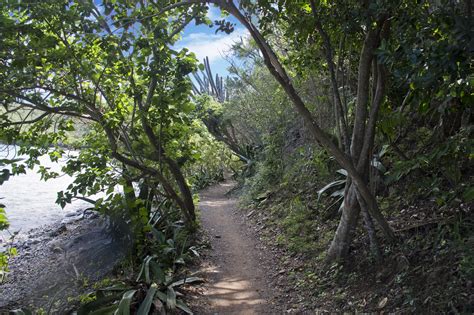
top-left (9, 247), bottom-right (17, 256)
top-left (0, 158), bottom-right (23, 166)
top-left (317, 179), bottom-right (346, 201)
top-left (166, 287), bottom-right (177, 309)
top-left (0, 169), bottom-right (11, 185)
top-left (144, 256), bottom-right (152, 284)
top-left (336, 169), bottom-right (348, 176)
top-left (169, 276), bottom-right (204, 288)
top-left (149, 260), bottom-right (165, 284)
top-left (123, 186), bottom-right (134, 194)
top-left (0, 209), bottom-right (9, 230)
top-left (136, 255), bottom-right (156, 283)
top-left (176, 299), bottom-right (194, 314)
top-left (99, 284), bottom-right (131, 292)
top-left (155, 290), bottom-right (167, 303)
top-left (151, 228), bottom-right (165, 243)
top-left (463, 186), bottom-right (474, 202)
top-left (137, 283), bottom-right (158, 315)
top-left (77, 292), bottom-right (124, 315)
top-left (114, 289), bottom-right (137, 315)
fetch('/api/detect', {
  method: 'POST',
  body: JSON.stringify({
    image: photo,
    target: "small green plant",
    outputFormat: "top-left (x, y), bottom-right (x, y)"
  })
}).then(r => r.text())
top-left (0, 205), bottom-right (17, 283)
top-left (92, 278), bottom-right (113, 290)
top-left (77, 213), bottom-right (203, 314)
top-left (79, 293), bottom-right (96, 304)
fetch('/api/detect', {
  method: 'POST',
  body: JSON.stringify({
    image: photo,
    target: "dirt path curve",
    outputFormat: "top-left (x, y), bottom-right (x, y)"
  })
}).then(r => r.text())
top-left (198, 180), bottom-right (275, 314)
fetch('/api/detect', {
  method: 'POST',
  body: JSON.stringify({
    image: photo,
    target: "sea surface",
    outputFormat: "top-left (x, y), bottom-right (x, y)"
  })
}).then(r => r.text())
top-left (0, 145), bottom-right (92, 235)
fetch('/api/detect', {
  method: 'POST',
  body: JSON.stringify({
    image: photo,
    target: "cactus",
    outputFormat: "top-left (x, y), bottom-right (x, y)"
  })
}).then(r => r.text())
top-left (192, 56), bottom-right (226, 103)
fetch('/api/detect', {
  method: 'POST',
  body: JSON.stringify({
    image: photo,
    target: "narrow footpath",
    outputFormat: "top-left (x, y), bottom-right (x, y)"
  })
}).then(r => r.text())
top-left (196, 180), bottom-right (277, 314)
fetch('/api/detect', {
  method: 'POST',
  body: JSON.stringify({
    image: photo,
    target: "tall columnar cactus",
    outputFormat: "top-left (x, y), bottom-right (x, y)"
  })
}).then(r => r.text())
top-left (191, 56), bottom-right (256, 165)
top-left (191, 56), bottom-right (226, 103)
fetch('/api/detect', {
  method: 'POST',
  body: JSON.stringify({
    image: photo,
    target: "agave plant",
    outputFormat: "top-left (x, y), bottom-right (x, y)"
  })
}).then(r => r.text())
top-left (74, 216), bottom-right (204, 315)
top-left (317, 169), bottom-right (347, 216)
top-left (317, 145), bottom-right (389, 215)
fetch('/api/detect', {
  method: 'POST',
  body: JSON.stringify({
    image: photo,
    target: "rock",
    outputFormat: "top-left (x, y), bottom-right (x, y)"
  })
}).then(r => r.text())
top-left (51, 246), bottom-right (63, 253)
top-left (61, 217), bottom-right (78, 225)
top-left (65, 211), bottom-right (80, 218)
top-left (0, 214), bottom-right (130, 312)
top-left (83, 210), bottom-right (99, 219)
top-left (26, 239), bottom-right (40, 246)
top-left (49, 224), bottom-right (67, 237)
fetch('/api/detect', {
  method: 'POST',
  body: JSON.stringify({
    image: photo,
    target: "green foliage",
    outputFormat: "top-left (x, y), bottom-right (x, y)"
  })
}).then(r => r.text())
top-left (242, 140), bottom-right (336, 257)
top-left (386, 127), bottom-right (473, 204)
top-left (71, 207), bottom-right (203, 313)
top-left (136, 284), bottom-right (156, 315)
top-left (0, 0), bottom-right (209, 231)
top-left (385, 1), bottom-right (472, 114)
top-left (0, 156), bottom-right (17, 283)
top-left (0, 206), bottom-right (8, 231)
top-left (115, 289), bottom-right (137, 315)
top-left (0, 205), bottom-right (16, 283)
top-left (0, 0), bottom-right (471, 312)
top-left (183, 120), bottom-right (241, 190)
top-left (276, 197), bottom-right (320, 254)
top-left (317, 171), bottom-right (346, 202)
top-left (0, 2), bottom-right (233, 311)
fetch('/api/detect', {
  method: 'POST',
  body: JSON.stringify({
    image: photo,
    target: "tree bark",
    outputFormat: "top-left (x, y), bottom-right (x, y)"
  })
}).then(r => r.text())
top-left (209, 0), bottom-right (395, 241)
top-left (326, 182), bottom-right (360, 261)
top-left (351, 29), bottom-right (379, 164)
top-left (357, 189), bottom-right (382, 261)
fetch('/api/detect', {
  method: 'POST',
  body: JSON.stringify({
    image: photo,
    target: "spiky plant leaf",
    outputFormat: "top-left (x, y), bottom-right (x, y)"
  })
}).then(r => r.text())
top-left (137, 283), bottom-right (158, 315)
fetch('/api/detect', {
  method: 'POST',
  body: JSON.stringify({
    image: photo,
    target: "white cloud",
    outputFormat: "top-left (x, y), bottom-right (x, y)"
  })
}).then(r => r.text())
top-left (176, 27), bottom-right (249, 63)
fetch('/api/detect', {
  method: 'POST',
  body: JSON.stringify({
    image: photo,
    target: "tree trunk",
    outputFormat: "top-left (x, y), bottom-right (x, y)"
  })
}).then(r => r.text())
top-left (180, 0), bottom-right (396, 260)
top-left (358, 193), bottom-right (382, 261)
top-left (164, 156), bottom-right (197, 224)
top-left (138, 111), bottom-right (197, 228)
top-left (326, 182), bottom-right (360, 261)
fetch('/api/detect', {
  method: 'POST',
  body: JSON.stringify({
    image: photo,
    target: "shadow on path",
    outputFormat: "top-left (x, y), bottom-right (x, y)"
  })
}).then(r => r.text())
top-left (198, 180), bottom-right (273, 314)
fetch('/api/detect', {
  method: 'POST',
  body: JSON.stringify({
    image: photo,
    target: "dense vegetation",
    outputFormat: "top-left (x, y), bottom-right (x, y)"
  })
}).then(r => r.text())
top-left (0, 0), bottom-right (472, 313)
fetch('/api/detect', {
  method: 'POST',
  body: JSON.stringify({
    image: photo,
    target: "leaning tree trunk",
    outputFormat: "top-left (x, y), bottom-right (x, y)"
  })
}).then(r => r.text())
top-left (172, 0), bottom-right (396, 261)
top-left (326, 182), bottom-right (360, 261)
top-left (164, 156), bottom-right (197, 223)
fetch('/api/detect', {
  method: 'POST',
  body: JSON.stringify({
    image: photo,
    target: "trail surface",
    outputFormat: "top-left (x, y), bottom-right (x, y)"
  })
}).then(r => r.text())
top-left (198, 180), bottom-right (275, 314)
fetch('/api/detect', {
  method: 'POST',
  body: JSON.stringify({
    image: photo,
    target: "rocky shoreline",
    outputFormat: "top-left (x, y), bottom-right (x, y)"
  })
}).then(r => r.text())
top-left (0, 209), bottom-right (131, 313)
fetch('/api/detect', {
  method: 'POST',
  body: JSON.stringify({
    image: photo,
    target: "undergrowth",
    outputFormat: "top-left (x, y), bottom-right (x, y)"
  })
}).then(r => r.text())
top-left (239, 134), bottom-right (473, 312)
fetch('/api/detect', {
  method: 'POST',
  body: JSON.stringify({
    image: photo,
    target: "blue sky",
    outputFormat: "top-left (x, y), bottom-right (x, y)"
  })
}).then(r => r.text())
top-left (96, 2), bottom-right (247, 76)
top-left (175, 6), bottom-right (248, 76)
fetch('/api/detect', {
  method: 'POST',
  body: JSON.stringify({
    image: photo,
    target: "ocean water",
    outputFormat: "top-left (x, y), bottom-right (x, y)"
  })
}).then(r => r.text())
top-left (0, 145), bottom-right (92, 234)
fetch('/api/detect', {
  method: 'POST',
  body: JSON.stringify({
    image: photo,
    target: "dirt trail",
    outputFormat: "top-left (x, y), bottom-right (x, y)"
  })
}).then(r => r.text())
top-left (198, 180), bottom-right (275, 314)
